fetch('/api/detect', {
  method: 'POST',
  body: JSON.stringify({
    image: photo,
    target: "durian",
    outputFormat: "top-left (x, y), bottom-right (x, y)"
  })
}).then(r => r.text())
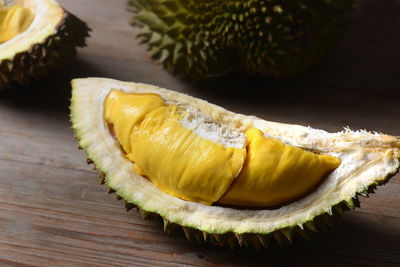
top-left (128, 0), bottom-right (354, 79)
top-left (0, 0), bottom-right (90, 90)
top-left (70, 78), bottom-right (400, 249)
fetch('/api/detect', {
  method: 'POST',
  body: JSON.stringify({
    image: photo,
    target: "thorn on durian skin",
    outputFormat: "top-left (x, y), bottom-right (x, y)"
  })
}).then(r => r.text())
top-left (188, 228), bottom-right (204, 244)
top-left (368, 185), bottom-right (377, 194)
top-left (124, 200), bottom-right (136, 211)
top-left (99, 172), bottom-right (106, 184)
top-left (182, 227), bottom-right (192, 241)
top-left (250, 235), bottom-right (262, 251)
top-left (162, 218), bottom-right (170, 232)
top-left (107, 187), bottom-right (115, 194)
top-left (294, 226), bottom-right (311, 240)
top-left (353, 196), bottom-right (361, 208)
top-left (226, 234), bottom-right (238, 250)
top-left (234, 233), bottom-right (246, 247)
top-left (140, 209), bottom-right (153, 220)
top-left (280, 228), bottom-right (293, 244)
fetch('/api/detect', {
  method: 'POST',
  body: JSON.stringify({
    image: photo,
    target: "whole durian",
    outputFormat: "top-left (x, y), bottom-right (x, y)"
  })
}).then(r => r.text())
top-left (128, 0), bottom-right (354, 79)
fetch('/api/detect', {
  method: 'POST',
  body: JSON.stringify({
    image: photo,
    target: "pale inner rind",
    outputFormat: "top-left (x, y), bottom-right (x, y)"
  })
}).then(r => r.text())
top-left (71, 78), bottom-right (400, 235)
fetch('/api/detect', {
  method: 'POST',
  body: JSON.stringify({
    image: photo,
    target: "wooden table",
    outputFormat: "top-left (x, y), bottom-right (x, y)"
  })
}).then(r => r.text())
top-left (1, 0), bottom-right (399, 265)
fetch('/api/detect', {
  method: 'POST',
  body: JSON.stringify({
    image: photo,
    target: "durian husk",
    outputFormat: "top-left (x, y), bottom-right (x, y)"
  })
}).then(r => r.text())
top-left (70, 78), bottom-right (400, 249)
top-left (0, 2), bottom-right (90, 90)
top-left (127, 0), bottom-right (355, 80)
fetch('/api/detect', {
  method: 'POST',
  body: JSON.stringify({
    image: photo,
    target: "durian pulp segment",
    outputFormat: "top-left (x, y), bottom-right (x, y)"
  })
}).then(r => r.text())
top-left (104, 90), bottom-right (165, 154)
top-left (105, 90), bottom-right (246, 205)
top-left (0, 3), bottom-right (34, 44)
top-left (104, 90), bottom-right (341, 207)
top-left (219, 128), bottom-right (341, 207)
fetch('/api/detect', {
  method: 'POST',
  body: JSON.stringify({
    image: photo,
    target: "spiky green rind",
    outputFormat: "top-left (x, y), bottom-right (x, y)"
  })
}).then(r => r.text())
top-left (0, 11), bottom-right (90, 90)
top-left (128, 0), bottom-right (354, 79)
top-left (77, 146), bottom-right (399, 249)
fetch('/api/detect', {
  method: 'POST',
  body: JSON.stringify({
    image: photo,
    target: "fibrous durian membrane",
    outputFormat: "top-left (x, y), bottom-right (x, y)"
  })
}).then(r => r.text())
top-left (0, 4), bottom-right (34, 44)
top-left (105, 91), bottom-right (341, 207)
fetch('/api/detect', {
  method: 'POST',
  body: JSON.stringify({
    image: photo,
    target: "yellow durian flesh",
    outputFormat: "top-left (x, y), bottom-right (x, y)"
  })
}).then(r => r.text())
top-left (218, 128), bottom-right (341, 207)
top-left (0, 3), bottom-right (34, 44)
top-left (104, 90), bottom-right (164, 154)
top-left (104, 90), bottom-right (341, 207)
top-left (105, 90), bottom-right (246, 205)
top-left (128, 105), bottom-right (246, 205)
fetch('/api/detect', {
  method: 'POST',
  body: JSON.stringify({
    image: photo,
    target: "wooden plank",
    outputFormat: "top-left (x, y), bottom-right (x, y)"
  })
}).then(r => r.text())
top-left (0, 0), bottom-right (399, 265)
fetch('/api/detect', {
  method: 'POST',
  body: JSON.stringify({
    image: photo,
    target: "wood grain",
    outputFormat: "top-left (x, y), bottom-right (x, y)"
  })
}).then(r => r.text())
top-left (0, 0), bottom-right (399, 266)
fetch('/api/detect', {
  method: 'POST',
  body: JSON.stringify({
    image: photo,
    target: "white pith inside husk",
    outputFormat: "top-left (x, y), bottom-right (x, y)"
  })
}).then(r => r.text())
top-left (0, 0), bottom-right (64, 60)
top-left (71, 78), bottom-right (400, 235)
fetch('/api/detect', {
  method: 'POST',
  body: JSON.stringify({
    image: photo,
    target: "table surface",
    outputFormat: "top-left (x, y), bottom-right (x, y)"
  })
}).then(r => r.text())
top-left (1, 0), bottom-right (400, 266)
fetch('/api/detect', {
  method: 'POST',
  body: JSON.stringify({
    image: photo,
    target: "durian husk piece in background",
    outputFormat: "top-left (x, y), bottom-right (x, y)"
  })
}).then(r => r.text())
top-left (71, 78), bottom-right (400, 249)
top-left (127, 0), bottom-right (355, 80)
top-left (0, 0), bottom-right (90, 90)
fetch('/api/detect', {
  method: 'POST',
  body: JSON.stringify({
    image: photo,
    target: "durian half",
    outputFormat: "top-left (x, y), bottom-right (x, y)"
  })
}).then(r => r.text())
top-left (0, 0), bottom-right (90, 89)
top-left (70, 78), bottom-right (400, 249)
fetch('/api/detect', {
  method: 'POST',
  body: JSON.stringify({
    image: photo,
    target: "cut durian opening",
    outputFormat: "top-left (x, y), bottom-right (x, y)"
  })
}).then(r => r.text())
top-left (0, 0), bottom-right (35, 44)
top-left (104, 90), bottom-right (341, 208)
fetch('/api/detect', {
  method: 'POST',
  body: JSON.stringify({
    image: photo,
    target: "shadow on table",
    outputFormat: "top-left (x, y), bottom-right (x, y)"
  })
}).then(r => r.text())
top-left (0, 57), bottom-right (105, 115)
